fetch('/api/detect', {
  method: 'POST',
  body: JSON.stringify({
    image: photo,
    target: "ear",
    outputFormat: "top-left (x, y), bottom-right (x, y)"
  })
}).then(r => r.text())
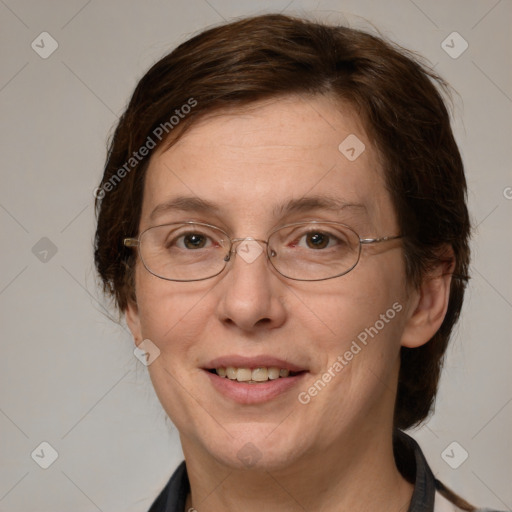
top-left (125, 299), bottom-right (143, 345)
top-left (400, 246), bottom-right (455, 349)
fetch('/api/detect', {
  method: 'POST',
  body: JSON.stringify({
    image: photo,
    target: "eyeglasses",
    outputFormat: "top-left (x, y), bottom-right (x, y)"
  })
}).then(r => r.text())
top-left (123, 221), bottom-right (402, 282)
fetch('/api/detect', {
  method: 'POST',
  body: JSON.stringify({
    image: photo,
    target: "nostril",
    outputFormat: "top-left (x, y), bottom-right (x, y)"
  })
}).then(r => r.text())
top-left (255, 318), bottom-right (272, 326)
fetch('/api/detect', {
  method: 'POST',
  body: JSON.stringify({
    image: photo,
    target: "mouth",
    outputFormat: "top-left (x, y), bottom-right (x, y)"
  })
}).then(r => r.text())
top-left (202, 357), bottom-right (308, 404)
top-left (206, 367), bottom-right (305, 383)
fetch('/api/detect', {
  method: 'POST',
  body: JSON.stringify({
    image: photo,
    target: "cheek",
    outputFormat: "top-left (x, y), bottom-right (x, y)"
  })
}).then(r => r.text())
top-left (303, 252), bottom-right (407, 407)
top-left (134, 268), bottom-right (213, 359)
top-left (298, 271), bottom-right (405, 432)
top-left (308, 256), bottom-right (406, 346)
top-left (134, 274), bottom-right (217, 428)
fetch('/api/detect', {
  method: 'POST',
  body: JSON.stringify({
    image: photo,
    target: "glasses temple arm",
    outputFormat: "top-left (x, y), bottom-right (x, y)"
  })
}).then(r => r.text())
top-left (360, 234), bottom-right (403, 244)
top-left (123, 238), bottom-right (140, 247)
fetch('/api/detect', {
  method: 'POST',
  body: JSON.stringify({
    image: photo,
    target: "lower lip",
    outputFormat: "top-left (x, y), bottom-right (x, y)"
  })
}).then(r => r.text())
top-left (204, 370), bottom-right (308, 404)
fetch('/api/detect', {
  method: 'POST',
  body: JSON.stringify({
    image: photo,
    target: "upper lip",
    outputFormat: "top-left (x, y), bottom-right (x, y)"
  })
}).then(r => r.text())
top-left (204, 355), bottom-right (307, 372)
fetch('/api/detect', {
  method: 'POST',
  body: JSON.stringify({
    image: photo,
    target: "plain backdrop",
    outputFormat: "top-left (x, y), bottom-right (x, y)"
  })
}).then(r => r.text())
top-left (0, 0), bottom-right (511, 510)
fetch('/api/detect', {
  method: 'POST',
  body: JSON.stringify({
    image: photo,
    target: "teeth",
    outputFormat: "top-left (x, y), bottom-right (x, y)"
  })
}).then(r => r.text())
top-left (236, 368), bottom-right (252, 382)
top-left (214, 366), bottom-right (295, 381)
top-left (252, 367), bottom-right (268, 382)
top-left (268, 367), bottom-right (280, 380)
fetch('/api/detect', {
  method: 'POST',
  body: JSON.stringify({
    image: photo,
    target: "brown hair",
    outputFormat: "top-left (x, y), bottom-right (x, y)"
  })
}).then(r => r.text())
top-left (94, 13), bottom-right (470, 429)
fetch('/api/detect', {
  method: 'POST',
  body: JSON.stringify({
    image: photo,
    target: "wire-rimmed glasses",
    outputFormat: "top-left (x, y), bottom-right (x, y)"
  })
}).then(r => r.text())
top-left (123, 221), bottom-right (402, 282)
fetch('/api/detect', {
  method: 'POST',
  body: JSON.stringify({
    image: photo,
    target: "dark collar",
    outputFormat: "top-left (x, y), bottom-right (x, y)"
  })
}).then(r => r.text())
top-left (148, 430), bottom-right (436, 512)
top-left (394, 429), bottom-right (436, 511)
top-left (147, 460), bottom-right (189, 512)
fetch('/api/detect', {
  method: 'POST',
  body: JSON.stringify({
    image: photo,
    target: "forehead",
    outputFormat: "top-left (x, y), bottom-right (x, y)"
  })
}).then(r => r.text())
top-left (141, 95), bottom-right (395, 232)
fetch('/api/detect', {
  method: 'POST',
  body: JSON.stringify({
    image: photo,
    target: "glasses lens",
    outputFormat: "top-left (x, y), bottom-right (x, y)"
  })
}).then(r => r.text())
top-left (268, 222), bottom-right (361, 280)
top-left (139, 223), bottom-right (229, 281)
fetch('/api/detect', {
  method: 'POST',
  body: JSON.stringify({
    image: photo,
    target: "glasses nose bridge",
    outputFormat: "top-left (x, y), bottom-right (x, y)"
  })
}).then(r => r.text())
top-left (229, 236), bottom-right (268, 248)
top-left (228, 235), bottom-right (266, 248)
top-left (223, 237), bottom-right (269, 264)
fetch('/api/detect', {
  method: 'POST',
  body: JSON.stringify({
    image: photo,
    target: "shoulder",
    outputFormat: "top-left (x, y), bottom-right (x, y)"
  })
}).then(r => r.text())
top-left (435, 478), bottom-right (505, 512)
top-left (394, 430), bottom-right (504, 512)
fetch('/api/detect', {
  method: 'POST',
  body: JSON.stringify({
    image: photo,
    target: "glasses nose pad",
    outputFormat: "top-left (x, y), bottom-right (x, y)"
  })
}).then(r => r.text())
top-left (226, 238), bottom-right (265, 265)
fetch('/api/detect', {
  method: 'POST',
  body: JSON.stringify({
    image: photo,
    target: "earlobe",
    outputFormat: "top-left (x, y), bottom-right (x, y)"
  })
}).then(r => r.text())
top-left (125, 299), bottom-right (143, 344)
top-left (400, 249), bottom-right (455, 349)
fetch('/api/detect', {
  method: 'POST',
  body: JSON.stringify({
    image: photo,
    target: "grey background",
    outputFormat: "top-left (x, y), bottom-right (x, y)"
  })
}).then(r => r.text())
top-left (0, 0), bottom-right (511, 510)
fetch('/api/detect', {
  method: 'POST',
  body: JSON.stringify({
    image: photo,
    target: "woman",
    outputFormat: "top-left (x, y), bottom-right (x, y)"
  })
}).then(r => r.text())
top-left (94, 14), bottom-right (500, 512)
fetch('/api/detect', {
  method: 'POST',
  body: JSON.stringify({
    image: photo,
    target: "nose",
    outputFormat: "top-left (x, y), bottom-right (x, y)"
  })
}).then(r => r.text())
top-left (215, 238), bottom-right (287, 332)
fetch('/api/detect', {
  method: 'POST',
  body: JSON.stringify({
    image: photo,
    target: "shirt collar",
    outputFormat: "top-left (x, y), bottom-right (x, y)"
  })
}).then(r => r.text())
top-left (394, 429), bottom-right (436, 511)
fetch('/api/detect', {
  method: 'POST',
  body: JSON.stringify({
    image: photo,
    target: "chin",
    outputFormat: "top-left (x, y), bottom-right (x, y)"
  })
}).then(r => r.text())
top-left (202, 425), bottom-right (309, 472)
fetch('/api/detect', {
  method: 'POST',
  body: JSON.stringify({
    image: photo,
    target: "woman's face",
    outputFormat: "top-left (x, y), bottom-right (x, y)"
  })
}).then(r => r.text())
top-left (126, 94), bottom-right (412, 470)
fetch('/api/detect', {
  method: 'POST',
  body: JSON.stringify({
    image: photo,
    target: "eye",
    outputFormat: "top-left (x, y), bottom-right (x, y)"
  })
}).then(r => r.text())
top-left (304, 232), bottom-right (330, 249)
top-left (180, 233), bottom-right (209, 249)
top-left (296, 231), bottom-right (337, 250)
top-left (167, 231), bottom-right (216, 250)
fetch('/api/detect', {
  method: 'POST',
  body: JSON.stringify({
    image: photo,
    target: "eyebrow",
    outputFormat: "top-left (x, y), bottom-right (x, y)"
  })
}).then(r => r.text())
top-left (149, 196), bottom-right (220, 221)
top-left (149, 195), bottom-right (367, 221)
top-left (273, 196), bottom-right (367, 217)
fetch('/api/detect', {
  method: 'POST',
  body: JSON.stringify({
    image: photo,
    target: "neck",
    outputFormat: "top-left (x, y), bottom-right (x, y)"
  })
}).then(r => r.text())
top-left (182, 426), bottom-right (414, 512)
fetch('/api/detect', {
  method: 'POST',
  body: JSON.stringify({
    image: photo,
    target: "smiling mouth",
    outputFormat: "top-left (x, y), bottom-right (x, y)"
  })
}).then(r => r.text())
top-left (207, 367), bottom-right (304, 383)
